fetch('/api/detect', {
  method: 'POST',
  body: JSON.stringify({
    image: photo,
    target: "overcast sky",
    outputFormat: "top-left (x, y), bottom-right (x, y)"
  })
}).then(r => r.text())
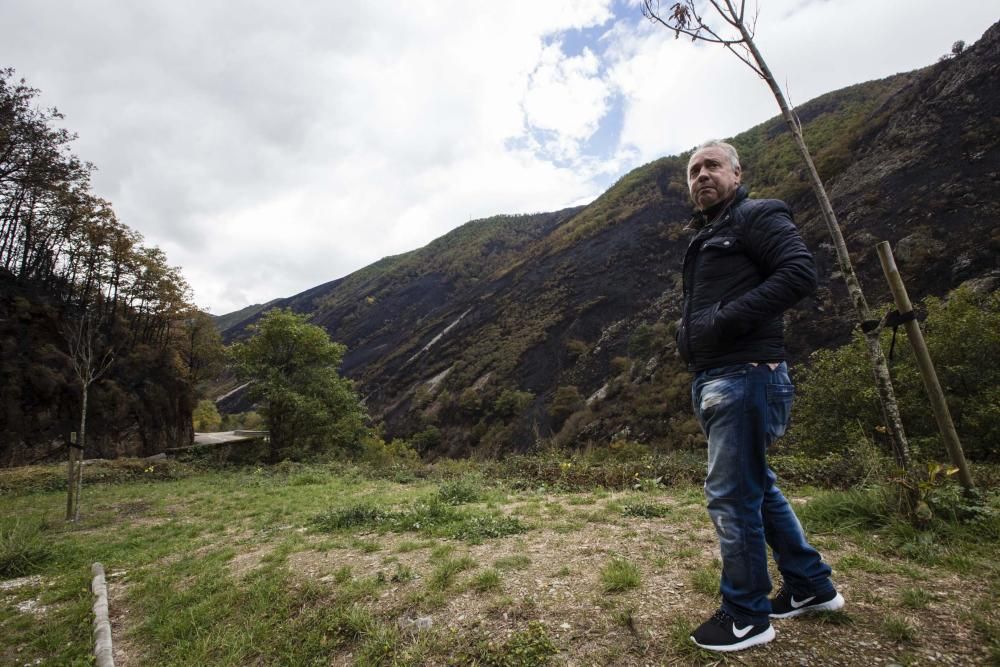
top-left (3, 1), bottom-right (996, 314)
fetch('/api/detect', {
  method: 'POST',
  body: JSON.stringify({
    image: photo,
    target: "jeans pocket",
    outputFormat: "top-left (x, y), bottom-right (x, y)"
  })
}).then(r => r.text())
top-left (765, 383), bottom-right (795, 440)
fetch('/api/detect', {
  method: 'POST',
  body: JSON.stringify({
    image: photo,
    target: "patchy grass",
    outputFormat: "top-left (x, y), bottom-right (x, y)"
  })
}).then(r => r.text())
top-left (470, 568), bottom-right (502, 593)
top-left (601, 556), bottom-right (641, 593)
top-left (882, 614), bottom-right (916, 642)
top-left (312, 497), bottom-right (527, 543)
top-left (428, 556), bottom-right (477, 591)
top-left (2, 460), bottom-right (999, 665)
top-left (0, 519), bottom-right (53, 577)
top-left (690, 561), bottom-right (721, 597)
top-left (899, 587), bottom-right (935, 609)
top-left (621, 501), bottom-right (672, 518)
top-left (494, 554), bottom-right (532, 571)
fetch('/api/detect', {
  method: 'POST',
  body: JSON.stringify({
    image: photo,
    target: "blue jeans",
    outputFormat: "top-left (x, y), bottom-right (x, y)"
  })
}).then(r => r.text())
top-left (692, 362), bottom-right (833, 625)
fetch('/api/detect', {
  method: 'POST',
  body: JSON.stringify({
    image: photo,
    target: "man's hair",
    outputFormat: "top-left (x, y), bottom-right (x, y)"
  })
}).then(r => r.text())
top-left (690, 140), bottom-right (741, 171)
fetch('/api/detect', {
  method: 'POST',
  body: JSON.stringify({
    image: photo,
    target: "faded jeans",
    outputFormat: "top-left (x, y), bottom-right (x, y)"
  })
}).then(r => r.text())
top-left (692, 362), bottom-right (833, 625)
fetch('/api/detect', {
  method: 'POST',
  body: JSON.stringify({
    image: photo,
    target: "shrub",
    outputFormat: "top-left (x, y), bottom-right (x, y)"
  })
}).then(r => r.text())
top-left (790, 288), bottom-right (1000, 462)
top-left (437, 477), bottom-right (485, 505)
top-left (192, 399), bottom-right (222, 432)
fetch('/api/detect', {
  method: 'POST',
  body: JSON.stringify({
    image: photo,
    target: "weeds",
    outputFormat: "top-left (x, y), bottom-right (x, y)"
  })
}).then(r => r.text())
top-left (467, 621), bottom-right (558, 666)
top-left (438, 477), bottom-right (485, 505)
top-left (621, 501), bottom-right (672, 518)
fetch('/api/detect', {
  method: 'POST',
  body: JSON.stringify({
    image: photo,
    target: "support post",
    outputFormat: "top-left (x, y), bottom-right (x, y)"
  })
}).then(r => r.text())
top-left (876, 241), bottom-right (975, 492)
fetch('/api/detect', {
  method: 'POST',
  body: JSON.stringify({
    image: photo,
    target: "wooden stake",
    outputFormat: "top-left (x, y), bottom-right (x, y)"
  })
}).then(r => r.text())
top-left (876, 241), bottom-right (975, 491)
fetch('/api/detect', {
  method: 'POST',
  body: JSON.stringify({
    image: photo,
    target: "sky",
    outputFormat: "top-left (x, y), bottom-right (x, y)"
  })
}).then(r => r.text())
top-left (2, 1), bottom-right (996, 314)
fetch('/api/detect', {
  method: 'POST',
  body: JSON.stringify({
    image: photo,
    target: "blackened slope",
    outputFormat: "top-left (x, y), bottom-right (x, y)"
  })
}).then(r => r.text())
top-left (213, 21), bottom-right (1000, 455)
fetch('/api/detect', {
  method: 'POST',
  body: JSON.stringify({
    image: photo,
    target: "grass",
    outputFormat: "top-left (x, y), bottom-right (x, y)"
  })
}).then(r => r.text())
top-left (428, 556), bottom-right (477, 590)
top-left (2, 459), bottom-right (999, 665)
top-left (0, 519), bottom-right (53, 577)
top-left (690, 562), bottom-right (721, 597)
top-left (621, 501), bottom-right (672, 518)
top-left (601, 556), bottom-right (641, 593)
top-left (494, 554), bottom-right (532, 571)
top-left (899, 587), bottom-right (935, 609)
top-left (471, 568), bottom-right (502, 593)
top-left (882, 614), bottom-right (916, 642)
top-left (312, 497), bottom-right (527, 543)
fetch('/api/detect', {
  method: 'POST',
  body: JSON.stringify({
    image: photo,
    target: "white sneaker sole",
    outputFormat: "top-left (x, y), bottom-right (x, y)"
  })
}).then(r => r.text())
top-left (769, 592), bottom-right (845, 619)
top-left (691, 624), bottom-right (775, 652)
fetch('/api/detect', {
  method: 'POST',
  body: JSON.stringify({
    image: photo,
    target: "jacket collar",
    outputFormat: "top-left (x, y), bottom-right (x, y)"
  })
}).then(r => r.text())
top-left (687, 185), bottom-right (748, 230)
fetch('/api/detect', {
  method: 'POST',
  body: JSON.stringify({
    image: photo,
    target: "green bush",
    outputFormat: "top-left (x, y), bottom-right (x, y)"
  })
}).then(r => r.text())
top-left (790, 287), bottom-right (1000, 462)
top-left (437, 477), bottom-right (485, 505)
top-left (192, 399), bottom-right (222, 432)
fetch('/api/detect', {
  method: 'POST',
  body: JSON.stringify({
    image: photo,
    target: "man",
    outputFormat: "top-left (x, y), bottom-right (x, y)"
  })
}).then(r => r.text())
top-left (677, 140), bottom-right (844, 652)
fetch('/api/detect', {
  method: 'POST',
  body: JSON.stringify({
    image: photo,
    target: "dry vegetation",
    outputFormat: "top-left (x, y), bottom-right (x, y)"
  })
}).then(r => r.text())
top-left (2, 459), bottom-right (999, 666)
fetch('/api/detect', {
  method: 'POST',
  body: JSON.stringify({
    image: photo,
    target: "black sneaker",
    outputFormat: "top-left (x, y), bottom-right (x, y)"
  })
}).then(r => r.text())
top-left (769, 586), bottom-right (845, 618)
top-left (690, 608), bottom-right (775, 652)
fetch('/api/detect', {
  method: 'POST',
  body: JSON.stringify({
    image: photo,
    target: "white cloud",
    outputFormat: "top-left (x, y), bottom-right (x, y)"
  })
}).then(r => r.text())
top-left (1, 0), bottom-right (996, 313)
top-left (522, 44), bottom-right (611, 159)
top-left (607, 0), bottom-right (998, 163)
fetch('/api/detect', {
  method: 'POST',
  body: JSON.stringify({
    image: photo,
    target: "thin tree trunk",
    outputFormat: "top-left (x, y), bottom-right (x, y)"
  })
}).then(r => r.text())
top-left (65, 439), bottom-right (77, 521)
top-left (74, 382), bottom-right (88, 522)
top-left (734, 19), bottom-right (912, 470)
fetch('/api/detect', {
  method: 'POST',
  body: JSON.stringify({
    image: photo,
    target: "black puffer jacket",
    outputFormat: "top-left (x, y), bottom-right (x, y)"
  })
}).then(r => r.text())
top-left (677, 186), bottom-right (817, 372)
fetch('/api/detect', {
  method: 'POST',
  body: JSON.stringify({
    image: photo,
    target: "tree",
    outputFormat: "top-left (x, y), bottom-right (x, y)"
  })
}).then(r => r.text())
top-left (65, 306), bottom-right (114, 521)
top-left (182, 310), bottom-right (225, 394)
top-left (192, 399), bottom-right (222, 432)
top-left (228, 309), bottom-right (367, 462)
top-left (641, 0), bottom-right (912, 470)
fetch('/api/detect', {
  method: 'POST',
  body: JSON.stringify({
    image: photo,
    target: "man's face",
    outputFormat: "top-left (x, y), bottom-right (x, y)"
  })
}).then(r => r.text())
top-left (687, 146), bottom-right (741, 211)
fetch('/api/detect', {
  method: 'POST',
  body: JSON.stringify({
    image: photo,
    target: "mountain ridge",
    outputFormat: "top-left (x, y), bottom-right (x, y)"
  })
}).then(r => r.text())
top-left (218, 22), bottom-right (1000, 456)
